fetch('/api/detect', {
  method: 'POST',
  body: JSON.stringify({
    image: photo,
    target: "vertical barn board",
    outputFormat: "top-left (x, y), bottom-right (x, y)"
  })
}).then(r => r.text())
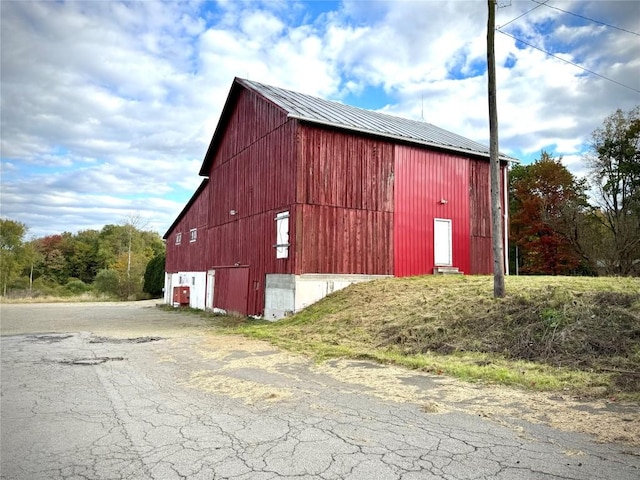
top-left (299, 205), bottom-right (393, 275)
top-left (394, 145), bottom-right (471, 276)
top-left (209, 88), bottom-right (289, 169)
top-left (298, 126), bottom-right (394, 212)
top-left (178, 88), bottom-right (299, 315)
top-left (227, 267), bottom-right (249, 314)
top-left (469, 159), bottom-right (494, 274)
top-left (296, 125), bottom-right (394, 276)
top-left (165, 180), bottom-right (210, 273)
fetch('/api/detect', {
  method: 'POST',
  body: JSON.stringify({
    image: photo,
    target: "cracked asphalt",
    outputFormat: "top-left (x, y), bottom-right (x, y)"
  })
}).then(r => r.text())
top-left (1, 301), bottom-right (638, 480)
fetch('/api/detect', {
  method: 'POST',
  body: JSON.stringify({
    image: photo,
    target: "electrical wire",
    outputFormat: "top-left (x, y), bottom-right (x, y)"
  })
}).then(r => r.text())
top-left (530, 0), bottom-right (640, 36)
top-left (496, 28), bottom-right (640, 94)
top-left (498, 0), bottom-right (550, 29)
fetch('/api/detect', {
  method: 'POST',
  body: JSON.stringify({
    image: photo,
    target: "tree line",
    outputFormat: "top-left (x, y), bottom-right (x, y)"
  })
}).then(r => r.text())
top-left (510, 106), bottom-right (639, 276)
top-left (0, 217), bottom-right (166, 299)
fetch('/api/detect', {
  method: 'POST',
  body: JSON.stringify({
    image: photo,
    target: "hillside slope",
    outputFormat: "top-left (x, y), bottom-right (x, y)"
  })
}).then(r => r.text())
top-left (237, 275), bottom-right (640, 396)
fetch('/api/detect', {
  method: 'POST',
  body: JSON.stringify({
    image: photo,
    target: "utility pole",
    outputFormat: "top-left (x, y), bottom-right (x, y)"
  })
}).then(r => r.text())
top-left (487, 0), bottom-right (506, 297)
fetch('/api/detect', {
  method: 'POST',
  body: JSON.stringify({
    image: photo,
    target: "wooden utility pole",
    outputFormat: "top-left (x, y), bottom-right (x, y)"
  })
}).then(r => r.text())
top-left (487, 0), bottom-right (505, 297)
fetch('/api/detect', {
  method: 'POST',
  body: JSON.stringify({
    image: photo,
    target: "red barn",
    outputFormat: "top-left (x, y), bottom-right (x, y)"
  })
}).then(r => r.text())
top-left (164, 78), bottom-right (514, 318)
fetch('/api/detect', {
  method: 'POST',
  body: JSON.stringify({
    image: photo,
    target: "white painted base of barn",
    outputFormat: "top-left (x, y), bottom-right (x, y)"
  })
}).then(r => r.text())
top-left (164, 272), bottom-right (389, 320)
top-left (263, 273), bottom-right (390, 320)
top-left (164, 272), bottom-right (207, 309)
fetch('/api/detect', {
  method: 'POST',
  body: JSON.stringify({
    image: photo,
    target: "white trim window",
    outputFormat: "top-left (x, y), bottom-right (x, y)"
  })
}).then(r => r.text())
top-left (275, 211), bottom-right (290, 259)
top-left (175, 232), bottom-right (182, 245)
top-left (190, 228), bottom-right (197, 243)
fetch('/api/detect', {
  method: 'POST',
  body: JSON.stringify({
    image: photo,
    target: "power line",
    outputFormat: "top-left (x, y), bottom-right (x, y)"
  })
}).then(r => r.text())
top-left (498, 0), bottom-right (549, 29)
top-left (530, 0), bottom-right (640, 36)
top-left (496, 28), bottom-right (640, 94)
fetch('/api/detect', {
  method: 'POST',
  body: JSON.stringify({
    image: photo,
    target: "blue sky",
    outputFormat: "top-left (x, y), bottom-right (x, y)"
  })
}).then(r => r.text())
top-left (1, 0), bottom-right (639, 238)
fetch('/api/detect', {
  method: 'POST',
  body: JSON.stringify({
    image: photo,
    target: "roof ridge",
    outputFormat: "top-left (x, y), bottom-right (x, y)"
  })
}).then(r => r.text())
top-left (237, 78), bottom-right (517, 162)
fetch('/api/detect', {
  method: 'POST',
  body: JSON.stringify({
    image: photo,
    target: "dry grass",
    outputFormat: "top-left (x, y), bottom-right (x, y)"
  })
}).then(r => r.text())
top-left (0, 292), bottom-right (118, 304)
top-left (234, 275), bottom-right (640, 399)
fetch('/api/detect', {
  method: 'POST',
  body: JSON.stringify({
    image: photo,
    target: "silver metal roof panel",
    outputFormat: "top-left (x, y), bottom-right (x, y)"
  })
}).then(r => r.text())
top-left (238, 78), bottom-right (517, 162)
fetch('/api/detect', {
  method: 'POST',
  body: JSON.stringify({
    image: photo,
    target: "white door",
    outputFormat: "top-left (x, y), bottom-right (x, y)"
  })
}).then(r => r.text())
top-left (205, 270), bottom-right (215, 310)
top-left (434, 219), bottom-right (452, 266)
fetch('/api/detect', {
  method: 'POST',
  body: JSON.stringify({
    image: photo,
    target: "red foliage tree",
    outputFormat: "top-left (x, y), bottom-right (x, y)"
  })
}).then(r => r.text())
top-left (509, 152), bottom-right (588, 275)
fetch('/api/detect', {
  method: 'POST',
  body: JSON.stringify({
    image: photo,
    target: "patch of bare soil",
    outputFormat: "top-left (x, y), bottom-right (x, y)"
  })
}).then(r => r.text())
top-left (319, 358), bottom-right (639, 448)
top-left (188, 335), bottom-right (640, 449)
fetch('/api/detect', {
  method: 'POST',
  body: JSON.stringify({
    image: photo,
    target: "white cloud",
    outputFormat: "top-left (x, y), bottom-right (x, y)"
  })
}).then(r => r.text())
top-left (1, 0), bottom-right (638, 239)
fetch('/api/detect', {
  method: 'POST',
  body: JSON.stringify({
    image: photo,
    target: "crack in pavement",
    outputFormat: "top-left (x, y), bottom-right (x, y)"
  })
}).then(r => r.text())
top-left (1, 303), bottom-right (639, 479)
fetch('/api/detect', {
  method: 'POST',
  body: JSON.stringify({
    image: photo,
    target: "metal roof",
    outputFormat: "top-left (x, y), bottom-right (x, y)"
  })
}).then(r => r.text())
top-left (237, 78), bottom-right (517, 162)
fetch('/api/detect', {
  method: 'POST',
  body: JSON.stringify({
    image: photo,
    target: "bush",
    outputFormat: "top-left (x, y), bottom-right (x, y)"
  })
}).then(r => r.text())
top-left (93, 269), bottom-right (120, 296)
top-left (64, 278), bottom-right (91, 295)
top-left (143, 253), bottom-right (165, 297)
top-left (32, 277), bottom-right (62, 296)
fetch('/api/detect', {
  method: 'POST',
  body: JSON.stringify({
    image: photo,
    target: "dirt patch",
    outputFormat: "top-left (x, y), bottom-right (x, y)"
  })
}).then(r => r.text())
top-left (318, 358), bottom-right (640, 448)
top-left (189, 334), bottom-right (640, 448)
top-left (187, 370), bottom-right (294, 405)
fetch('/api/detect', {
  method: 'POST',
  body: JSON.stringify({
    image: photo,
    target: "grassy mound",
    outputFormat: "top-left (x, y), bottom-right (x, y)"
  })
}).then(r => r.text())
top-left (236, 276), bottom-right (640, 397)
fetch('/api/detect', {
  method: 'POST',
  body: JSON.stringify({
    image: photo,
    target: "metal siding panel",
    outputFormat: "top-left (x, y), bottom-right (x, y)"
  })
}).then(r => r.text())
top-left (394, 145), bottom-right (470, 276)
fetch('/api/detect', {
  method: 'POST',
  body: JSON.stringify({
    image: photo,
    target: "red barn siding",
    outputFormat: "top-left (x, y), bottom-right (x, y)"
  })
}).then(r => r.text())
top-left (195, 93), bottom-right (298, 315)
top-left (469, 161), bottom-right (509, 274)
top-left (394, 145), bottom-right (471, 276)
top-left (208, 121), bottom-right (296, 227)
top-left (206, 206), bottom-right (296, 315)
top-left (470, 160), bottom-right (493, 273)
top-left (211, 88), bottom-right (289, 167)
top-left (296, 126), bottom-right (394, 212)
top-left (297, 205), bottom-right (393, 275)
top-left (165, 184), bottom-right (209, 273)
top-left (295, 126), bottom-right (395, 275)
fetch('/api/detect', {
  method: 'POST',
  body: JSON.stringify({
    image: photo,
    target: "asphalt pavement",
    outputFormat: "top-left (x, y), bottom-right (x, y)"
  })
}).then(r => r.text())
top-left (1, 301), bottom-right (638, 480)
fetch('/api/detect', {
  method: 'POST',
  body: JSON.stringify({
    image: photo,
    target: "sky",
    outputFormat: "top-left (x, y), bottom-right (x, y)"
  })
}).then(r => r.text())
top-left (1, 0), bottom-right (639, 239)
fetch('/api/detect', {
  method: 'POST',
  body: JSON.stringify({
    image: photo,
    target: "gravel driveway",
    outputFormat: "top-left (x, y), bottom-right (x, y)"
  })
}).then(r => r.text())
top-left (1, 301), bottom-right (638, 480)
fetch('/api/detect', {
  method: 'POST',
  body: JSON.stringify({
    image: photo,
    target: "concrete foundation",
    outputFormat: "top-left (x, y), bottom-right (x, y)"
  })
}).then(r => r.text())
top-left (264, 273), bottom-right (390, 320)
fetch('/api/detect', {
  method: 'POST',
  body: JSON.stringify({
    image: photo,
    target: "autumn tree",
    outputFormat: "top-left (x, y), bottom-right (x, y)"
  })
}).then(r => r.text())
top-left (585, 106), bottom-right (640, 275)
top-left (509, 152), bottom-right (590, 275)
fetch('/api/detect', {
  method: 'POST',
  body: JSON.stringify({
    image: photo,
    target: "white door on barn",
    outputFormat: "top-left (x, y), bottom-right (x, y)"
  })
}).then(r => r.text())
top-left (205, 270), bottom-right (215, 310)
top-left (434, 218), bottom-right (452, 266)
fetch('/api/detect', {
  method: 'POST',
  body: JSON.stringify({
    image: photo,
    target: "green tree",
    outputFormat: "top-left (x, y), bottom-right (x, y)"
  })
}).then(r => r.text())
top-left (509, 152), bottom-right (590, 275)
top-left (67, 229), bottom-right (101, 283)
top-left (0, 219), bottom-right (27, 295)
top-left (93, 269), bottom-right (120, 296)
top-left (586, 106), bottom-right (640, 275)
top-left (143, 253), bottom-right (165, 297)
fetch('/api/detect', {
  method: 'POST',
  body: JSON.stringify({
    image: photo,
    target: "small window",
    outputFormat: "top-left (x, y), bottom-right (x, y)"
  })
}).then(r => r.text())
top-left (275, 211), bottom-right (289, 259)
top-left (192, 276), bottom-right (196, 286)
top-left (190, 228), bottom-right (197, 243)
top-left (175, 232), bottom-right (182, 245)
